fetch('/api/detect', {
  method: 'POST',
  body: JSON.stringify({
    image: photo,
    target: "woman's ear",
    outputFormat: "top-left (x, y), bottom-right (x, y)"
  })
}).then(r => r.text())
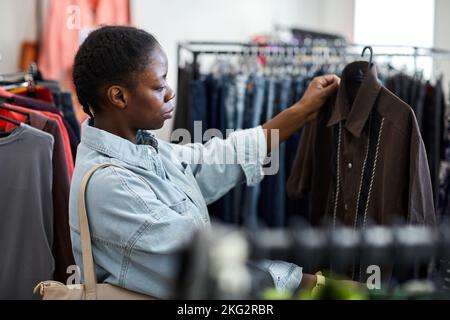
top-left (107, 85), bottom-right (128, 110)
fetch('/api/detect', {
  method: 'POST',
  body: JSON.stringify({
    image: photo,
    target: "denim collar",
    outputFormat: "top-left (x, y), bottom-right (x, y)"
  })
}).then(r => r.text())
top-left (81, 119), bottom-right (159, 170)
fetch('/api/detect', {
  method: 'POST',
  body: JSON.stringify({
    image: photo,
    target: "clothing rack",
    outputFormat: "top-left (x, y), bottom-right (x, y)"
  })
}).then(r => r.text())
top-left (0, 63), bottom-right (39, 89)
top-left (0, 65), bottom-right (81, 299)
top-left (174, 39), bottom-right (450, 229)
top-left (177, 41), bottom-right (450, 79)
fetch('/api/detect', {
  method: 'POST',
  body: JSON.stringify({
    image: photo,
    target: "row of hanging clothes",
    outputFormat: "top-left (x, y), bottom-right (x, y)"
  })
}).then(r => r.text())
top-left (0, 63), bottom-right (80, 299)
top-left (383, 69), bottom-right (449, 217)
top-left (174, 42), bottom-right (450, 230)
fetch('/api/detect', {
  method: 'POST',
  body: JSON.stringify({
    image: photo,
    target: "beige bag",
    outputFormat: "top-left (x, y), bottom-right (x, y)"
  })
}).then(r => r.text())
top-left (34, 164), bottom-right (156, 300)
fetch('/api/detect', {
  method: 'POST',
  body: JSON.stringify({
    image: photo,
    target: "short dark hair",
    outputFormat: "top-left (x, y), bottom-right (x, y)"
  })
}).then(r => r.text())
top-left (73, 25), bottom-right (160, 118)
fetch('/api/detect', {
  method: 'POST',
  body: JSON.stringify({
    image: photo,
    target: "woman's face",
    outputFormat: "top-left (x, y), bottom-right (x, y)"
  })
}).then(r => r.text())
top-left (125, 47), bottom-right (175, 131)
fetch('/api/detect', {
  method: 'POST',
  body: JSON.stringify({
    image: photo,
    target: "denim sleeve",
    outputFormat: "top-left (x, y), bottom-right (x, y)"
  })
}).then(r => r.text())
top-left (172, 126), bottom-right (267, 204)
top-left (83, 167), bottom-right (199, 298)
top-left (255, 260), bottom-right (303, 292)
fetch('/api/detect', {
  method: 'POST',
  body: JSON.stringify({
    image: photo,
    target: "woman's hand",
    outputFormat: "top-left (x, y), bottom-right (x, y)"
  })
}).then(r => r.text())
top-left (262, 74), bottom-right (340, 153)
top-left (293, 74), bottom-right (341, 123)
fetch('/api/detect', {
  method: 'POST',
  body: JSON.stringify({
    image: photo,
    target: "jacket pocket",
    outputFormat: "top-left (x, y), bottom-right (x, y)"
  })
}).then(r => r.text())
top-left (169, 198), bottom-right (190, 214)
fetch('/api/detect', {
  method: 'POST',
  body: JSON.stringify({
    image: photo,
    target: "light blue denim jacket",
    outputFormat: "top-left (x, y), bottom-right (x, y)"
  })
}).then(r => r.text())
top-left (69, 121), bottom-right (302, 299)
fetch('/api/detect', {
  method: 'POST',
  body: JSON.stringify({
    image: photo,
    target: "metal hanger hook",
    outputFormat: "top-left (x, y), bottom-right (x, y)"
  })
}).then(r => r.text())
top-left (361, 46), bottom-right (373, 65)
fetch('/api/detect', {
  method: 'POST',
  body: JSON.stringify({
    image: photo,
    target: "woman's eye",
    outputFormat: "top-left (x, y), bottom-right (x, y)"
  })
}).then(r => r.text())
top-left (157, 86), bottom-right (166, 92)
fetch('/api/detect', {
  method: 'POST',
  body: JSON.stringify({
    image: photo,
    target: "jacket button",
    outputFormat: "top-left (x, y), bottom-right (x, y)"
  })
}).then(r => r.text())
top-left (348, 163), bottom-right (353, 170)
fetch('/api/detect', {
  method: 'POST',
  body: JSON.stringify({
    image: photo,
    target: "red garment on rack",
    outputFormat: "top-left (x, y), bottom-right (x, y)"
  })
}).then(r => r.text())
top-left (0, 87), bottom-right (79, 163)
top-left (1, 105), bottom-right (74, 177)
top-left (9, 86), bottom-right (55, 104)
top-left (0, 112), bottom-right (22, 132)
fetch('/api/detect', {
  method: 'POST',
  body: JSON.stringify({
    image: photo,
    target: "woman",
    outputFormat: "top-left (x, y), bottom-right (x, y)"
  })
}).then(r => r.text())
top-left (69, 26), bottom-right (340, 299)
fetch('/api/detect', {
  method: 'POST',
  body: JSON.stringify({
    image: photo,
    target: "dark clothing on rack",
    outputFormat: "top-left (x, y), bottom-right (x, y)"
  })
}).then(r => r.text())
top-left (385, 74), bottom-right (447, 214)
top-left (190, 79), bottom-right (208, 135)
top-left (260, 76), bottom-right (292, 227)
top-left (6, 107), bottom-right (75, 283)
top-left (39, 81), bottom-right (81, 141)
top-left (438, 86), bottom-right (450, 218)
top-left (242, 75), bottom-right (266, 229)
top-left (60, 92), bottom-right (81, 141)
top-left (414, 81), bottom-right (427, 131)
top-left (205, 75), bottom-right (223, 134)
top-left (287, 61), bottom-right (436, 226)
top-left (0, 75), bottom-right (79, 299)
top-left (0, 124), bottom-right (55, 300)
top-left (423, 80), bottom-right (445, 210)
top-left (175, 69), bottom-right (312, 227)
top-left (174, 45), bottom-right (448, 226)
top-left (173, 66), bottom-right (193, 138)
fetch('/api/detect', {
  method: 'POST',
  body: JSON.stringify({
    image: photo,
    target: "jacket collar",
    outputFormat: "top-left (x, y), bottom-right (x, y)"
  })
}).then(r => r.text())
top-left (81, 119), bottom-right (159, 170)
top-left (327, 61), bottom-right (382, 137)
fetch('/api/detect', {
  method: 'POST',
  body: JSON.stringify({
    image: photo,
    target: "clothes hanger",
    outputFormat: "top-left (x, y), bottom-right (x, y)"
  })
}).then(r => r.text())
top-left (0, 109), bottom-right (22, 135)
top-left (0, 102), bottom-right (30, 125)
top-left (0, 114), bottom-right (21, 127)
top-left (347, 46), bottom-right (374, 83)
top-left (0, 103), bottom-right (21, 137)
top-left (361, 46), bottom-right (374, 67)
top-left (0, 67), bottom-right (36, 95)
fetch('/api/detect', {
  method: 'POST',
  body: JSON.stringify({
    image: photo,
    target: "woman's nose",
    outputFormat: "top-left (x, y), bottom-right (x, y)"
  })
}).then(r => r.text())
top-left (165, 86), bottom-right (176, 103)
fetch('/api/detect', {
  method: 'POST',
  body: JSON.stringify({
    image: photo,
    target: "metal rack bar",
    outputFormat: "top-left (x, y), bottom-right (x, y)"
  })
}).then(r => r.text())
top-left (178, 41), bottom-right (450, 81)
top-left (178, 41), bottom-right (450, 57)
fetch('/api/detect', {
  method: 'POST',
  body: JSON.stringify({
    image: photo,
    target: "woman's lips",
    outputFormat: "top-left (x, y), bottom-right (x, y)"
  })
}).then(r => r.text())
top-left (162, 107), bottom-right (175, 119)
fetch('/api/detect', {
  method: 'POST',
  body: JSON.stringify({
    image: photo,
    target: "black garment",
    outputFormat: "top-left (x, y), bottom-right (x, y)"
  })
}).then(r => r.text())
top-left (60, 92), bottom-right (81, 141)
top-left (173, 65), bottom-right (193, 136)
top-left (205, 74), bottom-right (223, 130)
top-left (415, 80), bottom-right (427, 131)
top-left (423, 80), bottom-right (445, 209)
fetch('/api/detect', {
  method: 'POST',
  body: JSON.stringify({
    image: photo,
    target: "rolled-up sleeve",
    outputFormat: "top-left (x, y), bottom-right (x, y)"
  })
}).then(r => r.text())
top-left (171, 126), bottom-right (267, 204)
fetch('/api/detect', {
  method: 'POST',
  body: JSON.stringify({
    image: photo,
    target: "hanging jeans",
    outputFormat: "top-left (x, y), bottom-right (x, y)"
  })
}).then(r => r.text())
top-left (205, 75), bottom-right (222, 130)
top-left (208, 73), bottom-right (240, 224)
top-left (234, 74), bottom-right (248, 131)
top-left (232, 74), bottom-right (249, 223)
top-left (242, 75), bottom-right (266, 229)
top-left (61, 92), bottom-right (81, 141)
top-left (259, 75), bottom-right (291, 227)
top-left (285, 75), bottom-right (310, 221)
top-left (190, 79), bottom-right (208, 137)
top-left (224, 74), bottom-right (237, 131)
top-left (272, 76), bottom-right (292, 226)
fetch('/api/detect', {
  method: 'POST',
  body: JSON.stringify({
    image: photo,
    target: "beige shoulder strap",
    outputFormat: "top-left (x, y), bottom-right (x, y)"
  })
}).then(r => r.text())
top-left (77, 163), bottom-right (127, 300)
